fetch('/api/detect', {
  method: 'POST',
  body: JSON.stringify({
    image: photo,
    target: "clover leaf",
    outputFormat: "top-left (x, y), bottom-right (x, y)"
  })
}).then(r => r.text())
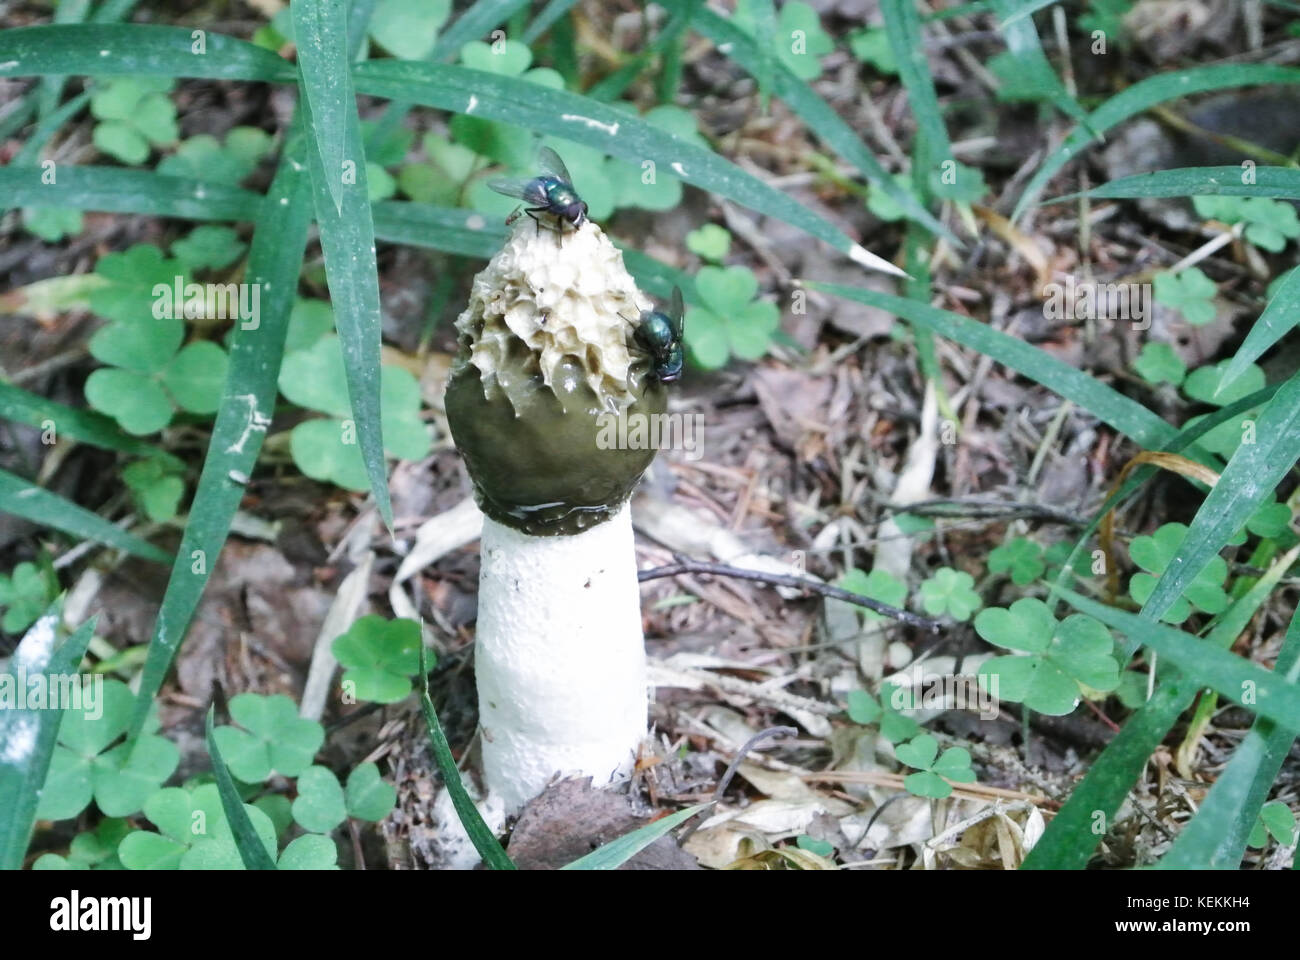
top-left (22, 206), bottom-right (83, 243)
top-left (118, 784), bottom-right (227, 869)
top-left (1154, 267), bottom-right (1217, 326)
top-left (210, 693), bottom-right (324, 782)
top-left (1183, 359), bottom-right (1265, 406)
top-left (837, 567), bottom-right (907, 624)
top-left (332, 615), bottom-right (425, 703)
top-left (975, 598), bottom-right (1120, 716)
top-left (989, 51), bottom-right (1060, 103)
top-left (917, 567), bottom-right (981, 622)
top-left (686, 224), bottom-right (732, 263)
top-left (848, 27), bottom-right (897, 74)
top-left (929, 161), bottom-right (987, 205)
top-left (1194, 195), bottom-right (1300, 253)
top-left (988, 537), bottom-right (1046, 586)
top-left (895, 734), bottom-right (976, 799)
top-left (1245, 499), bottom-right (1292, 539)
top-left (280, 337), bottom-right (431, 491)
top-left (451, 41), bottom-right (563, 169)
top-left (1248, 800), bottom-right (1296, 848)
top-left (1078, 0), bottom-right (1135, 42)
top-left (1180, 360), bottom-right (1265, 458)
top-left (600, 107), bottom-right (710, 212)
top-left (293, 762), bottom-right (396, 832)
top-left (119, 780), bottom-right (341, 870)
top-left (1127, 523), bottom-right (1230, 624)
top-left (367, 0), bottom-right (451, 60)
top-left (277, 834), bottom-right (340, 870)
top-left (32, 819), bottom-right (130, 870)
top-left (1044, 540), bottom-right (1099, 582)
top-left (0, 561), bottom-right (56, 634)
top-left (847, 684), bottom-right (923, 744)
top-left (156, 126), bottom-right (273, 185)
top-left (345, 762), bottom-right (398, 821)
top-left (171, 225), bottom-right (247, 272)
top-left (37, 679), bottom-right (180, 820)
top-left (846, 689), bottom-right (882, 726)
top-left (734, 0), bottom-right (834, 80)
top-left (90, 76), bottom-right (178, 164)
top-left (1133, 341), bottom-right (1186, 387)
top-left (398, 132), bottom-right (478, 206)
top-left (865, 174), bottom-right (921, 228)
top-left (84, 244), bottom-right (229, 434)
top-left (122, 454), bottom-right (186, 523)
top-left (685, 265), bottom-right (780, 370)
top-left (167, 801), bottom-right (279, 870)
top-left (283, 297), bottom-right (337, 353)
top-left (292, 766), bottom-right (349, 833)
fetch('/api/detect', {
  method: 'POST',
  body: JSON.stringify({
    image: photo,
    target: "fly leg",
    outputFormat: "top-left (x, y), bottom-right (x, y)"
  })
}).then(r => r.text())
top-left (524, 206), bottom-right (549, 238)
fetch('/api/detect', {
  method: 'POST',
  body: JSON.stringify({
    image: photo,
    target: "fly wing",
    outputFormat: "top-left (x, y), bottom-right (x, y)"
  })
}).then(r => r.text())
top-left (537, 145), bottom-right (573, 185)
top-left (670, 286), bottom-right (685, 338)
top-left (487, 176), bottom-right (548, 204)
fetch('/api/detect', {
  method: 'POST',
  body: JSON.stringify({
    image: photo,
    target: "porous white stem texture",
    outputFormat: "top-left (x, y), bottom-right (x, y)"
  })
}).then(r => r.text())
top-left (475, 503), bottom-right (647, 813)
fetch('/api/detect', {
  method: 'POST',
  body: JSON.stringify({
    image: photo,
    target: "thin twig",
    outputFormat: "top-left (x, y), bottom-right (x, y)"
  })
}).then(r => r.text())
top-left (638, 558), bottom-right (943, 632)
top-left (677, 725), bottom-right (798, 844)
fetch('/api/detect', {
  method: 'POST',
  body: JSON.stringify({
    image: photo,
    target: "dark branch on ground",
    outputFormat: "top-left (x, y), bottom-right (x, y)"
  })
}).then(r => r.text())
top-left (638, 557), bottom-right (944, 633)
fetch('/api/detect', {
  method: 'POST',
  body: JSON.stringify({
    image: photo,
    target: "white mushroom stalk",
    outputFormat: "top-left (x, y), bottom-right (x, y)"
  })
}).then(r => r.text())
top-left (444, 219), bottom-right (667, 815)
top-left (475, 504), bottom-right (645, 812)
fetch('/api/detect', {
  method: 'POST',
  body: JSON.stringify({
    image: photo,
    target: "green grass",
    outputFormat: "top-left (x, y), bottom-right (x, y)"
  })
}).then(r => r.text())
top-left (2, 0), bottom-right (1299, 874)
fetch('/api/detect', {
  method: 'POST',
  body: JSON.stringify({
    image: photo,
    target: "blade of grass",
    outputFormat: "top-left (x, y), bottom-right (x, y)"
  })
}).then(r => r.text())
top-left (1063, 588), bottom-right (1300, 730)
top-left (992, 0), bottom-right (1094, 130)
top-left (1157, 607), bottom-right (1300, 869)
top-left (10, 89), bottom-right (91, 167)
top-left (0, 165), bottom-right (263, 221)
top-left (418, 642), bottom-right (516, 870)
top-left (91, 0), bottom-right (143, 23)
top-left (1021, 675), bottom-right (1198, 869)
top-left (372, 200), bottom-right (502, 258)
top-left (749, 0), bottom-right (777, 113)
top-left (1136, 367), bottom-right (1300, 644)
top-left (658, 0), bottom-right (955, 244)
top-left (430, 0), bottom-right (533, 61)
top-left (998, 0), bottom-right (1061, 26)
top-left (1027, 384), bottom-right (1284, 870)
top-left (0, 0), bottom-right (136, 143)
top-left (0, 23), bottom-right (296, 83)
top-left (0, 381), bottom-right (158, 457)
top-left (0, 24), bottom-right (910, 278)
top-left (584, 1), bottom-right (694, 103)
top-left (369, 199), bottom-right (699, 302)
top-left (522, 0), bottom-right (580, 45)
top-left (1044, 382), bottom-right (1276, 613)
top-left (1046, 166), bottom-right (1300, 204)
top-left (1218, 262), bottom-right (1300, 389)
top-left (807, 281), bottom-right (1181, 452)
top-left (299, 91), bottom-right (393, 530)
top-left (0, 467), bottom-right (169, 564)
top-left (0, 610), bottom-right (95, 870)
top-left (351, 60), bottom-right (907, 277)
top-left (204, 707), bottom-right (277, 870)
top-left (560, 804), bottom-right (709, 870)
top-left (1012, 64), bottom-right (1300, 221)
top-left (292, 0), bottom-right (349, 215)
top-left (128, 128), bottom-right (313, 737)
top-left (880, 0), bottom-right (950, 177)
top-left (35, 0), bottom-right (92, 120)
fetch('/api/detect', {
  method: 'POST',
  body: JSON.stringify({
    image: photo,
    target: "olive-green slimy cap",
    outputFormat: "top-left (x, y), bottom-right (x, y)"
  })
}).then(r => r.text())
top-left (444, 221), bottom-right (666, 536)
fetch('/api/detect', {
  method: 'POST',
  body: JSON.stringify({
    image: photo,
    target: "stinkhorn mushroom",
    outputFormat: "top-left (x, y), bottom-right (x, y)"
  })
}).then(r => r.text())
top-left (444, 216), bottom-right (667, 814)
